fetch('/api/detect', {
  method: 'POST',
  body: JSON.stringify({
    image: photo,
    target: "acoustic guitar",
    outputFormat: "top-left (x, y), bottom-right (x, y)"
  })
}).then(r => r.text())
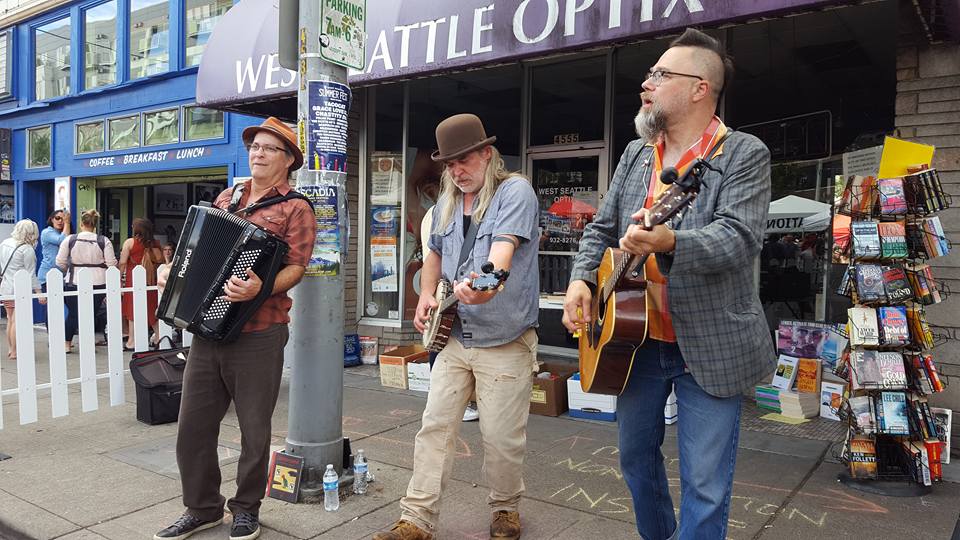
top-left (422, 262), bottom-right (510, 352)
top-left (577, 160), bottom-right (716, 395)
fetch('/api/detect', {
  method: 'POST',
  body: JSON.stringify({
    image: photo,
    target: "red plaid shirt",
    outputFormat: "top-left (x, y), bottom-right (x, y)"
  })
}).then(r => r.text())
top-left (214, 180), bottom-right (316, 332)
top-left (644, 116), bottom-right (727, 342)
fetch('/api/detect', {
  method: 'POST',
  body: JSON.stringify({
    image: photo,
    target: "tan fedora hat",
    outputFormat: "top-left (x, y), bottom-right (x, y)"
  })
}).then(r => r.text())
top-left (242, 116), bottom-right (304, 171)
top-left (431, 113), bottom-right (497, 162)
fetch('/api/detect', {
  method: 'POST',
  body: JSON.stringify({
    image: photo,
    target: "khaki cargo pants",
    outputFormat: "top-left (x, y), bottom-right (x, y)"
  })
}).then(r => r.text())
top-left (400, 328), bottom-right (538, 532)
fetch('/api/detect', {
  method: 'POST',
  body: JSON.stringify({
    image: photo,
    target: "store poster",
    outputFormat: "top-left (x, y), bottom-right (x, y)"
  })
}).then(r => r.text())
top-left (306, 80), bottom-right (352, 172)
top-left (54, 176), bottom-right (72, 212)
top-left (370, 205), bottom-right (399, 292)
top-left (370, 153), bottom-right (402, 205)
top-left (300, 184), bottom-right (341, 277)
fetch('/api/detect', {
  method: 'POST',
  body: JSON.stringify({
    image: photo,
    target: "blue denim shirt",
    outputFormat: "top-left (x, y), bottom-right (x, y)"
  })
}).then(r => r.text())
top-left (38, 226), bottom-right (66, 284)
top-left (428, 177), bottom-right (540, 348)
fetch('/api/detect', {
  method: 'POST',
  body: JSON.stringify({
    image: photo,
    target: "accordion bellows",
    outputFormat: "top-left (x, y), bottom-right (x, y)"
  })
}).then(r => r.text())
top-left (158, 205), bottom-right (289, 342)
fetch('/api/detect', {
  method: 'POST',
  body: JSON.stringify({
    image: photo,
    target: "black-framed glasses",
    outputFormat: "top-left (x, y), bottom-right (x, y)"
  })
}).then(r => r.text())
top-left (53, 215), bottom-right (63, 221)
top-left (246, 143), bottom-right (289, 156)
top-left (645, 68), bottom-right (704, 87)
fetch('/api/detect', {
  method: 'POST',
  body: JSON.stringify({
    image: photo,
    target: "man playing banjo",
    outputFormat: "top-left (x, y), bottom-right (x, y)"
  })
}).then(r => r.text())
top-left (375, 114), bottom-right (539, 540)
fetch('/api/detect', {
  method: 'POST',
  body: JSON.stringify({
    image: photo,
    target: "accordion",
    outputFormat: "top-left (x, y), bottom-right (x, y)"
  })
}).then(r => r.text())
top-left (158, 205), bottom-right (289, 342)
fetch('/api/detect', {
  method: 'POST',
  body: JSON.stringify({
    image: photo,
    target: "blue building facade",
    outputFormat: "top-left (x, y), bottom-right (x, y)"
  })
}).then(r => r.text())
top-left (0, 0), bottom-right (262, 251)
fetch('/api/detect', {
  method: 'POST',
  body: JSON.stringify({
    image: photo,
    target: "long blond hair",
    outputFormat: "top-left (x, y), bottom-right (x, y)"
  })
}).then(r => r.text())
top-left (434, 146), bottom-right (526, 232)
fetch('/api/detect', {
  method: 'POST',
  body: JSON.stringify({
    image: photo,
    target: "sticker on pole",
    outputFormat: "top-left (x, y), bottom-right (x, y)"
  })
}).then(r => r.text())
top-left (307, 80), bottom-right (351, 172)
top-left (320, 0), bottom-right (366, 70)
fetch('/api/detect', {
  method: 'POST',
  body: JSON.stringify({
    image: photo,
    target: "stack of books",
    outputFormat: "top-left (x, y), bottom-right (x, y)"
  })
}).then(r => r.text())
top-left (780, 390), bottom-right (820, 419)
top-left (755, 384), bottom-right (781, 413)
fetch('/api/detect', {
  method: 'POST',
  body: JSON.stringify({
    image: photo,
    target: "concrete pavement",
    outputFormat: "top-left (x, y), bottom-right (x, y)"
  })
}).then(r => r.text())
top-left (1, 346), bottom-right (960, 539)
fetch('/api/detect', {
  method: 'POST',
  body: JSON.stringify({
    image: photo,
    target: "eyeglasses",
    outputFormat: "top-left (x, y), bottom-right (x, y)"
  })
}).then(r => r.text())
top-left (246, 143), bottom-right (289, 156)
top-left (53, 216), bottom-right (63, 221)
top-left (645, 68), bottom-right (704, 87)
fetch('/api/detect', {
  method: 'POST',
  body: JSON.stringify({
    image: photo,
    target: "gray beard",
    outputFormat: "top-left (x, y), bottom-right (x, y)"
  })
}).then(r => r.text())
top-left (634, 107), bottom-right (666, 142)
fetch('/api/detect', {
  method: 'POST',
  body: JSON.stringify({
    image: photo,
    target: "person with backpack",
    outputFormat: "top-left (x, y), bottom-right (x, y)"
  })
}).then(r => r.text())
top-left (120, 218), bottom-right (164, 351)
top-left (1, 219), bottom-right (46, 360)
top-left (55, 209), bottom-right (117, 354)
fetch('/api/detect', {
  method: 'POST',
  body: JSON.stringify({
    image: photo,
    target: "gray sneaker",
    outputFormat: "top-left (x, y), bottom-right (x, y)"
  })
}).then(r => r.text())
top-left (154, 513), bottom-right (221, 540)
top-left (230, 512), bottom-right (261, 540)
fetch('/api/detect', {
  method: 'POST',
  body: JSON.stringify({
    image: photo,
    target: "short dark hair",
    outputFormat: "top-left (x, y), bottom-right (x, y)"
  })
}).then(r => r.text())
top-left (669, 28), bottom-right (734, 98)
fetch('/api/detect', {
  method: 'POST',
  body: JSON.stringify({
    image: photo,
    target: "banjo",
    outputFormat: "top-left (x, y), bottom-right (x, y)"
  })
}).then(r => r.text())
top-left (422, 262), bottom-right (510, 352)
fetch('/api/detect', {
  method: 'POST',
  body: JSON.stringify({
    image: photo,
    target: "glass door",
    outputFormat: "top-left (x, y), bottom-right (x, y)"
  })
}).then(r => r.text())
top-left (527, 148), bottom-right (606, 355)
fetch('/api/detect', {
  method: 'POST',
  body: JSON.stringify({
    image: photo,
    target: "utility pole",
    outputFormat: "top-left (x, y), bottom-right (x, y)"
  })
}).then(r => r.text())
top-left (280, 0), bottom-right (364, 496)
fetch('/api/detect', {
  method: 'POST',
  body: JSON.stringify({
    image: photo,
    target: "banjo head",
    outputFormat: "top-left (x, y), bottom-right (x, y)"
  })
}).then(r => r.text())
top-left (422, 280), bottom-right (452, 349)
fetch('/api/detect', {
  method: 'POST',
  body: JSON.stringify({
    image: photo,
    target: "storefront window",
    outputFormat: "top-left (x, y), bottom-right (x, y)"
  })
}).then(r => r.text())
top-left (76, 121), bottom-right (104, 154)
top-left (529, 56), bottom-right (605, 147)
top-left (0, 30), bottom-right (11, 99)
top-left (362, 85), bottom-right (403, 321)
top-left (184, 0), bottom-right (232, 67)
top-left (108, 115), bottom-right (140, 150)
top-left (143, 107), bottom-right (179, 146)
top-left (84, 0), bottom-right (117, 90)
top-left (129, 0), bottom-right (169, 79)
top-left (183, 105), bottom-right (224, 140)
top-left (35, 16), bottom-right (72, 100)
top-left (26, 125), bottom-right (52, 168)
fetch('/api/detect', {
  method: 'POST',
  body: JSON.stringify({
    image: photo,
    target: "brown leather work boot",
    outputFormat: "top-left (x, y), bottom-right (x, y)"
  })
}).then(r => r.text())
top-left (490, 510), bottom-right (521, 539)
top-left (372, 520), bottom-right (433, 540)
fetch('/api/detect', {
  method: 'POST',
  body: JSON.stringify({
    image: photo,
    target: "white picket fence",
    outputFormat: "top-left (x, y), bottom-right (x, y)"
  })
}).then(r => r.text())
top-left (0, 266), bottom-right (192, 430)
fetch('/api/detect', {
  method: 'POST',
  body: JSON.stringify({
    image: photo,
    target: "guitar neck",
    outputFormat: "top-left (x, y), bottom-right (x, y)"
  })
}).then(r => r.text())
top-left (603, 252), bottom-right (650, 300)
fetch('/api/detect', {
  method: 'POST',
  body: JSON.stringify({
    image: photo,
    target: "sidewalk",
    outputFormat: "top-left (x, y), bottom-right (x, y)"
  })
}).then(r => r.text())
top-left (2, 341), bottom-right (960, 539)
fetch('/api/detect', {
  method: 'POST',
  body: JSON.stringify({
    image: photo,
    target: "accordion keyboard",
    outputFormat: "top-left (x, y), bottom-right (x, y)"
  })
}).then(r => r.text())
top-left (203, 248), bottom-right (264, 322)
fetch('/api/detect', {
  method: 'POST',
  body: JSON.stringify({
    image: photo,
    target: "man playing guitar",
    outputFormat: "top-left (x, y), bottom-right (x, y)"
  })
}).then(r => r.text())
top-left (376, 114), bottom-right (539, 540)
top-left (563, 29), bottom-right (774, 540)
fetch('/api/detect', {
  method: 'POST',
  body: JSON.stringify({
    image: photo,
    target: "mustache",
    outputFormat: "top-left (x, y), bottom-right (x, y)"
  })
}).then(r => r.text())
top-left (640, 91), bottom-right (653, 102)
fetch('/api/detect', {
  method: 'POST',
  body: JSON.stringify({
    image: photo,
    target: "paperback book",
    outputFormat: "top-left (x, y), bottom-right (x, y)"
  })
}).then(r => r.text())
top-left (878, 306), bottom-right (909, 347)
top-left (881, 265), bottom-right (914, 304)
top-left (930, 407), bottom-right (952, 464)
top-left (875, 351), bottom-right (907, 388)
top-left (848, 307), bottom-right (879, 347)
top-left (850, 350), bottom-right (881, 389)
top-left (851, 221), bottom-right (882, 259)
top-left (819, 378), bottom-right (846, 421)
top-left (795, 357), bottom-right (821, 394)
top-left (848, 435), bottom-right (878, 479)
top-left (878, 220), bottom-right (908, 259)
top-left (854, 264), bottom-right (886, 303)
top-left (849, 395), bottom-right (876, 433)
top-left (771, 355), bottom-right (800, 391)
top-left (878, 391), bottom-right (910, 436)
top-left (777, 320), bottom-right (831, 358)
top-left (877, 177), bottom-right (907, 215)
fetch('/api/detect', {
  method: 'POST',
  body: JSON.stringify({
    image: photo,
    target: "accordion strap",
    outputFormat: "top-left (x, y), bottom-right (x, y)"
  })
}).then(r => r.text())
top-left (227, 182), bottom-right (314, 215)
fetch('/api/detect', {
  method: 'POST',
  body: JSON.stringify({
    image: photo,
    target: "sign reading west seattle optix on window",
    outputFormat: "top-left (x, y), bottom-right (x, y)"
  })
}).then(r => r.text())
top-left (320, 0), bottom-right (366, 70)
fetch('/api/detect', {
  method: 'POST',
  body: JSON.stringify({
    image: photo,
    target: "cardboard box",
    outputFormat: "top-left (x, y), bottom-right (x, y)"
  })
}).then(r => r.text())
top-left (530, 362), bottom-right (578, 416)
top-left (407, 360), bottom-right (432, 393)
top-left (567, 373), bottom-right (618, 421)
top-left (379, 345), bottom-right (428, 390)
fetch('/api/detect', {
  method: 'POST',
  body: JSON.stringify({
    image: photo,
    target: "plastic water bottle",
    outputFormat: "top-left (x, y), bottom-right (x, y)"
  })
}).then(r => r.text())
top-left (353, 450), bottom-right (368, 495)
top-left (323, 464), bottom-right (339, 511)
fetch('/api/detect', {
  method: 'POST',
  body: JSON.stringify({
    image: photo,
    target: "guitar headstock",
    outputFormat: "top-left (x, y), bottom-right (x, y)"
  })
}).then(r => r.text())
top-left (471, 261), bottom-right (510, 291)
top-left (645, 162), bottom-right (705, 227)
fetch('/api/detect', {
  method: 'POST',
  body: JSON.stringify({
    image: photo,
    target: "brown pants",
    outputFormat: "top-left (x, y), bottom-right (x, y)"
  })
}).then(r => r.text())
top-left (176, 324), bottom-right (289, 521)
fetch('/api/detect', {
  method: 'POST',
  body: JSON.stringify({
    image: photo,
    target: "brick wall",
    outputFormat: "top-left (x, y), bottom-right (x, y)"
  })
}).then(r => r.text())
top-left (895, 29), bottom-right (960, 424)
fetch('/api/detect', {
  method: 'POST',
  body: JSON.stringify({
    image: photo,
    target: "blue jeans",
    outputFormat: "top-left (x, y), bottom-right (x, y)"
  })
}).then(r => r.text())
top-left (617, 339), bottom-right (742, 540)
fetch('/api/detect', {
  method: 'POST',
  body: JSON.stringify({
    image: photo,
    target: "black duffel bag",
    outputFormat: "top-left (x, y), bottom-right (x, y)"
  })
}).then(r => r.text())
top-left (129, 338), bottom-right (189, 425)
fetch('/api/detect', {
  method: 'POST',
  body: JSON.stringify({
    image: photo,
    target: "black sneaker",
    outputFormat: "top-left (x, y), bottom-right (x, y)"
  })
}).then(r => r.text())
top-left (153, 513), bottom-right (221, 540)
top-left (230, 512), bottom-right (260, 540)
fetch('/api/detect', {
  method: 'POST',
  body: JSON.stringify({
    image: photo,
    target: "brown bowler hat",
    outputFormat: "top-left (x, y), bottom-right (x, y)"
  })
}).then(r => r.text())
top-left (242, 116), bottom-right (304, 171)
top-left (431, 113), bottom-right (497, 162)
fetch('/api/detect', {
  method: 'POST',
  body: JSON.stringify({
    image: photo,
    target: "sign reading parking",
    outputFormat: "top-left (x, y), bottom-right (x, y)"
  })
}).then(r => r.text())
top-left (320, 0), bottom-right (366, 70)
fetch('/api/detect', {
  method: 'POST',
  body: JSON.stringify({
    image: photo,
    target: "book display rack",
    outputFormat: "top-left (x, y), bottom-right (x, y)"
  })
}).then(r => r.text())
top-left (833, 165), bottom-right (952, 495)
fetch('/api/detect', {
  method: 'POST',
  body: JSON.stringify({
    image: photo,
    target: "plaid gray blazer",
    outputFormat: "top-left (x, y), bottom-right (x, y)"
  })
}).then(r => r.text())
top-left (570, 131), bottom-right (776, 398)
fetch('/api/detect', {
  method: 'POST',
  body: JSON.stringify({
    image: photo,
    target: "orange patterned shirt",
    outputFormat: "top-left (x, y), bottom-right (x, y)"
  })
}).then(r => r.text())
top-left (643, 117), bottom-right (727, 342)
